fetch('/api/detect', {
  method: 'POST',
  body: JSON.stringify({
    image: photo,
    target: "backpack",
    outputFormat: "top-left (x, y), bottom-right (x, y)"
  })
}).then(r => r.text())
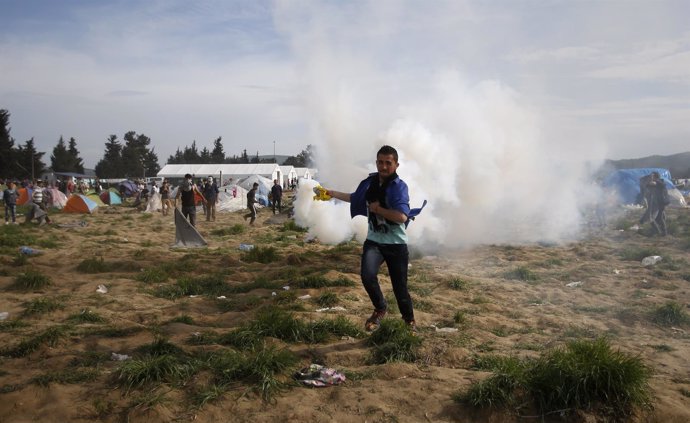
top-left (661, 187), bottom-right (670, 206)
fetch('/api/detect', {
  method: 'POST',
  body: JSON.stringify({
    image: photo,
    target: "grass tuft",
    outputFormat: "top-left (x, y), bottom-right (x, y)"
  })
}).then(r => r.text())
top-left (366, 319), bottom-right (422, 364)
top-left (22, 297), bottom-right (65, 317)
top-left (9, 270), bottom-right (52, 290)
top-left (243, 246), bottom-right (279, 263)
top-left (456, 338), bottom-right (652, 419)
top-left (650, 301), bottom-right (689, 326)
top-left (1, 325), bottom-right (69, 358)
top-left (68, 309), bottom-right (107, 324)
top-left (505, 266), bottom-right (538, 282)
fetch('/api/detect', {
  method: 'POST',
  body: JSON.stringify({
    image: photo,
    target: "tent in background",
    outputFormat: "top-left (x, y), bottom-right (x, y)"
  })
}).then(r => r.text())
top-left (118, 180), bottom-right (139, 198)
top-left (100, 190), bottom-right (122, 205)
top-left (217, 185), bottom-right (248, 212)
top-left (237, 174), bottom-right (272, 206)
top-left (64, 194), bottom-right (99, 214)
top-left (44, 188), bottom-right (68, 209)
top-left (86, 193), bottom-right (106, 207)
top-left (602, 168), bottom-right (686, 207)
top-left (16, 188), bottom-right (32, 205)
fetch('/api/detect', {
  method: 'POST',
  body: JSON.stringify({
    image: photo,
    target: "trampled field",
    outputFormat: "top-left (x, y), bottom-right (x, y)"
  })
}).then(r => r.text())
top-left (1, 197), bottom-right (689, 423)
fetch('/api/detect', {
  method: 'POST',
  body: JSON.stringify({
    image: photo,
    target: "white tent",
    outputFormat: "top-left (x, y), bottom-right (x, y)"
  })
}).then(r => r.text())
top-left (279, 166), bottom-right (297, 187)
top-left (217, 185), bottom-right (249, 212)
top-left (237, 174), bottom-right (272, 206)
top-left (294, 167), bottom-right (312, 180)
top-left (157, 164), bottom-right (282, 186)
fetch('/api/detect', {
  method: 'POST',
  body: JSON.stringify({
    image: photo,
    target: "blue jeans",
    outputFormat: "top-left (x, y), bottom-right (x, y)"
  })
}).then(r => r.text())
top-left (5, 204), bottom-right (16, 222)
top-left (361, 240), bottom-right (414, 322)
top-left (182, 206), bottom-right (196, 227)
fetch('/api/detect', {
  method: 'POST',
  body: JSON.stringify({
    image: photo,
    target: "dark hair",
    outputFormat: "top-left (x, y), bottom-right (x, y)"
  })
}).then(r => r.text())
top-left (377, 145), bottom-right (398, 162)
top-left (184, 173), bottom-right (192, 178)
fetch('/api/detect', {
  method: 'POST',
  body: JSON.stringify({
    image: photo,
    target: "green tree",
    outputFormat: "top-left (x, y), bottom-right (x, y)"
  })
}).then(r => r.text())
top-left (68, 137), bottom-right (85, 173)
top-left (200, 147), bottom-right (211, 163)
top-left (15, 138), bottom-right (46, 180)
top-left (50, 136), bottom-right (73, 172)
top-left (211, 137), bottom-right (225, 163)
top-left (0, 109), bottom-right (18, 178)
top-left (183, 141), bottom-right (200, 163)
top-left (121, 131), bottom-right (158, 178)
top-left (283, 145), bottom-right (315, 167)
top-left (95, 135), bottom-right (124, 178)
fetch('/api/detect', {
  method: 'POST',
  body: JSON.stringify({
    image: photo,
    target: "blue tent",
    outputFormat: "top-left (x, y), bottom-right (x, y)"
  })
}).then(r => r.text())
top-left (118, 180), bottom-right (139, 198)
top-left (602, 168), bottom-right (675, 205)
top-left (100, 190), bottom-right (122, 205)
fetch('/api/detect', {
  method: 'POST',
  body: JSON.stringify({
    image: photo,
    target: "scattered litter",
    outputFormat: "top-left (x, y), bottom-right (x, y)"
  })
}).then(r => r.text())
top-left (282, 286), bottom-right (290, 291)
top-left (613, 269), bottom-right (621, 275)
top-left (630, 224), bottom-right (640, 231)
top-left (19, 246), bottom-right (42, 256)
top-left (122, 238), bottom-right (128, 242)
top-left (294, 364), bottom-right (346, 387)
top-left (298, 294), bottom-right (311, 300)
top-left (286, 235), bottom-right (297, 239)
top-left (341, 336), bottom-right (353, 341)
top-left (316, 306), bottom-right (347, 312)
top-left (239, 243), bottom-right (254, 251)
top-left (271, 292), bottom-right (277, 296)
top-left (671, 327), bottom-right (686, 334)
top-left (96, 285), bottom-right (108, 294)
top-left (189, 295), bottom-right (199, 298)
top-left (217, 295), bottom-right (226, 299)
top-left (0, 312), bottom-right (9, 321)
top-left (566, 281), bottom-right (583, 288)
top-left (111, 352), bottom-right (130, 361)
top-left (641, 256), bottom-right (662, 267)
top-left (434, 326), bottom-right (458, 333)
top-left (57, 220), bottom-right (88, 228)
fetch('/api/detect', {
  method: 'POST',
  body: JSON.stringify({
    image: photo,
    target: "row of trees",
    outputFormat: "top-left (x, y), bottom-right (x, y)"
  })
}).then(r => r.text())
top-left (1, 110), bottom-right (83, 179)
top-left (1, 108), bottom-right (314, 181)
top-left (166, 137), bottom-right (315, 168)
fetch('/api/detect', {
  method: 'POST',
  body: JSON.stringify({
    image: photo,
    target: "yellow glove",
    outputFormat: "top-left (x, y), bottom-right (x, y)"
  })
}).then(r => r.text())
top-left (312, 185), bottom-right (332, 201)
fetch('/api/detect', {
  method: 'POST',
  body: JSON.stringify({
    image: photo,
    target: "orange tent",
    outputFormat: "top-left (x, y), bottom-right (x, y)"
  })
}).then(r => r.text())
top-left (63, 194), bottom-right (99, 214)
top-left (16, 188), bottom-right (33, 205)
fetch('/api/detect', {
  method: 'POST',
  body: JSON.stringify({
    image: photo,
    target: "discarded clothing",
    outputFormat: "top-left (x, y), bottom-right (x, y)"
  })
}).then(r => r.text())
top-left (294, 364), bottom-right (346, 387)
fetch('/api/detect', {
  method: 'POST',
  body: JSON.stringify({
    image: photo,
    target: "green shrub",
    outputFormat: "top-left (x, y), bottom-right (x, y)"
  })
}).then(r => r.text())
top-left (136, 267), bottom-right (169, 284)
top-left (294, 275), bottom-right (356, 288)
top-left (1, 325), bottom-right (69, 358)
top-left (114, 354), bottom-right (192, 391)
top-left (281, 220), bottom-right (307, 232)
top-left (244, 246), bottom-right (279, 263)
top-left (650, 302), bottom-right (689, 326)
top-left (456, 338), bottom-right (652, 419)
top-left (366, 319), bottom-right (422, 364)
top-left (315, 291), bottom-right (339, 308)
top-left (22, 297), bottom-right (65, 316)
top-left (211, 224), bottom-right (245, 236)
top-left (448, 277), bottom-right (470, 290)
top-left (505, 266), bottom-right (538, 282)
top-left (9, 270), bottom-right (52, 290)
top-left (67, 309), bottom-right (106, 324)
top-left (618, 246), bottom-right (662, 262)
top-left (31, 368), bottom-right (99, 386)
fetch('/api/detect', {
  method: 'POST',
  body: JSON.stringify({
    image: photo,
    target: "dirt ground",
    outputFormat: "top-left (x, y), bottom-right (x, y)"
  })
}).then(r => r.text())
top-left (1, 197), bottom-right (689, 423)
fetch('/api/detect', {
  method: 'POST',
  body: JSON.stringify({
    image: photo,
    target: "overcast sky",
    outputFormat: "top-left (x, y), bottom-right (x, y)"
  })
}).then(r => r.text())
top-left (1, 0), bottom-right (689, 169)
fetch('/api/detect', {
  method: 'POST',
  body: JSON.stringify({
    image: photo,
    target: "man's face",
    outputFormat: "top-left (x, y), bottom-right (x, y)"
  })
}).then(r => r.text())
top-left (376, 153), bottom-right (399, 179)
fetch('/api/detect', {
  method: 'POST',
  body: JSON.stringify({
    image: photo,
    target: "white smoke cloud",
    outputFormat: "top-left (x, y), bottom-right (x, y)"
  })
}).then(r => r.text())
top-left (281, 3), bottom-right (606, 248)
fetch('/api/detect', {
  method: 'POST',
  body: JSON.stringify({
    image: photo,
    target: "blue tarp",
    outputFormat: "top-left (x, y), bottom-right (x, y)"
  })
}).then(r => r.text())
top-left (602, 168), bottom-right (675, 205)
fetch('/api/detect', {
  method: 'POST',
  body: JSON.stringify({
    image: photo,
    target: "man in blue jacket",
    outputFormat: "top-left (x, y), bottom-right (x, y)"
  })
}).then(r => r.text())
top-left (325, 145), bottom-right (422, 332)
